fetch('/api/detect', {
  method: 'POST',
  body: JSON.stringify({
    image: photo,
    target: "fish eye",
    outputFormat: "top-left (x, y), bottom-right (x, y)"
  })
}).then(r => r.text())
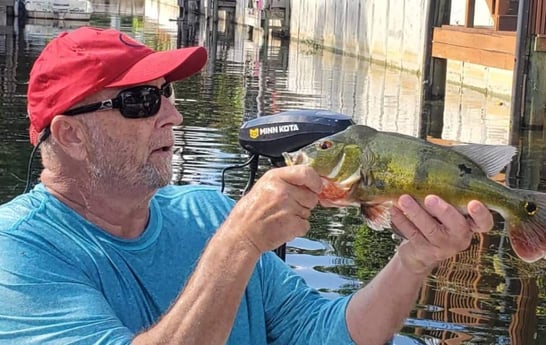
top-left (525, 201), bottom-right (538, 215)
top-left (317, 140), bottom-right (333, 150)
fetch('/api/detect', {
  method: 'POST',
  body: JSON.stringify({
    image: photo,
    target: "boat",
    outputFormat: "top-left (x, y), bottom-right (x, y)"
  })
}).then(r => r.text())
top-left (15, 0), bottom-right (93, 20)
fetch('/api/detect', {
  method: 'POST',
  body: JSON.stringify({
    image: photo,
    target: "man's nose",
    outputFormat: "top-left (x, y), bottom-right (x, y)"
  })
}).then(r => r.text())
top-left (157, 97), bottom-right (183, 127)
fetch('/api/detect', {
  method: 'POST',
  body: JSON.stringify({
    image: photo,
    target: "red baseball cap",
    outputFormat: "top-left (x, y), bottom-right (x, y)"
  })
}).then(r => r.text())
top-left (27, 26), bottom-right (208, 145)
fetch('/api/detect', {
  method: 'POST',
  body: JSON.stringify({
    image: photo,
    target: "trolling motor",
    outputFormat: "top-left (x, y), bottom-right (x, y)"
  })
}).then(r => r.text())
top-left (223, 109), bottom-right (354, 260)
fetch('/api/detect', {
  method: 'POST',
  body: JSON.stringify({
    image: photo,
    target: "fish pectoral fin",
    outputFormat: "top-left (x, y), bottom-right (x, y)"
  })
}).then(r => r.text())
top-left (361, 201), bottom-right (393, 231)
top-left (360, 148), bottom-right (376, 187)
top-left (360, 169), bottom-right (374, 187)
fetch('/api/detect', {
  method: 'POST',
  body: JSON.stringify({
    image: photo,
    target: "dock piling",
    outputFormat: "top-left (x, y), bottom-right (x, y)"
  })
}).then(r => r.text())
top-left (419, 0), bottom-right (451, 140)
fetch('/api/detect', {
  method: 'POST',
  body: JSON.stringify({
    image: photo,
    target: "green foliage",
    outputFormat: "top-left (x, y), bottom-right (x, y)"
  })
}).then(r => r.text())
top-left (353, 223), bottom-right (396, 282)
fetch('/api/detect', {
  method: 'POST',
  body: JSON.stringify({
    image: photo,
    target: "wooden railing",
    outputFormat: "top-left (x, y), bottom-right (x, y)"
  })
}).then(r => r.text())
top-left (432, 26), bottom-right (516, 69)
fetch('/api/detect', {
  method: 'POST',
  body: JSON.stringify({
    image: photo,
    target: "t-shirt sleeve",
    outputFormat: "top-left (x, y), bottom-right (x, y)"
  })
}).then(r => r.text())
top-left (258, 252), bottom-right (356, 345)
top-left (0, 234), bottom-right (133, 345)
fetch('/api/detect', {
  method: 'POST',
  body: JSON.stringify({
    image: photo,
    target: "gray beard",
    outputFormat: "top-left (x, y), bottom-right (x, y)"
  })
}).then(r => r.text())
top-left (140, 161), bottom-right (173, 188)
top-left (86, 127), bottom-right (173, 193)
top-left (88, 158), bottom-right (172, 191)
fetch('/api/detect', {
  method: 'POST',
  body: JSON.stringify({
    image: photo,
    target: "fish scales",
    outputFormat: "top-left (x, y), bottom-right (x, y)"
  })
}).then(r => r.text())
top-left (357, 131), bottom-right (514, 214)
top-left (283, 125), bottom-right (546, 263)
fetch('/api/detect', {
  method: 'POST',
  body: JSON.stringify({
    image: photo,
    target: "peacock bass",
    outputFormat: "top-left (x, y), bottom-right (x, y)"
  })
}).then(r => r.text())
top-left (283, 125), bottom-right (546, 263)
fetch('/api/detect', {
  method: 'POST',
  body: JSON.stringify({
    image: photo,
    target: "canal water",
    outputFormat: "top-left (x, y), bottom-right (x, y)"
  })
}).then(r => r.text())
top-left (1, 4), bottom-right (546, 345)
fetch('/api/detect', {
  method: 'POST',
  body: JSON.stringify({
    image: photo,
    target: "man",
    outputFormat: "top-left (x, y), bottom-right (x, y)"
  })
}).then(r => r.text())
top-left (0, 27), bottom-right (493, 345)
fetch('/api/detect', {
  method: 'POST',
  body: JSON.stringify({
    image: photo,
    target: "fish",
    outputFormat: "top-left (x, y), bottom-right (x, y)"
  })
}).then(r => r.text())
top-left (282, 125), bottom-right (546, 263)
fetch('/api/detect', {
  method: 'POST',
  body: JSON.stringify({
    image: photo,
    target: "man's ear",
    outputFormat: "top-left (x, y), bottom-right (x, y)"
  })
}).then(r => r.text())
top-left (49, 116), bottom-right (88, 161)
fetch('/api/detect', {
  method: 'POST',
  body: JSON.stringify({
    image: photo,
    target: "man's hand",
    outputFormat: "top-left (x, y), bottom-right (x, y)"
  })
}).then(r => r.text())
top-left (390, 194), bottom-right (494, 274)
top-left (223, 166), bottom-right (322, 254)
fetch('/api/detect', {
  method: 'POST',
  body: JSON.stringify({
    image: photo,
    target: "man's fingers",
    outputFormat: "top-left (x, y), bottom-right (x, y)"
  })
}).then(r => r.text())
top-left (396, 195), bottom-right (449, 244)
top-left (296, 188), bottom-right (319, 210)
top-left (389, 195), bottom-right (493, 275)
top-left (296, 204), bottom-right (312, 220)
top-left (467, 200), bottom-right (493, 233)
top-left (273, 166), bottom-right (323, 194)
top-left (422, 195), bottom-right (468, 232)
top-left (263, 166), bottom-right (320, 209)
top-left (390, 205), bottom-right (423, 243)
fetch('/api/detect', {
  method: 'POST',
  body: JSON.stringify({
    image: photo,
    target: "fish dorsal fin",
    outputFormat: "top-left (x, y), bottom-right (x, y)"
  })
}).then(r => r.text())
top-left (450, 144), bottom-right (517, 177)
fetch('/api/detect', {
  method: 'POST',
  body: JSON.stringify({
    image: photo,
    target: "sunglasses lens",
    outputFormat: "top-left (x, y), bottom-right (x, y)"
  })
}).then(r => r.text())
top-left (119, 86), bottom-right (161, 118)
top-left (162, 83), bottom-right (173, 98)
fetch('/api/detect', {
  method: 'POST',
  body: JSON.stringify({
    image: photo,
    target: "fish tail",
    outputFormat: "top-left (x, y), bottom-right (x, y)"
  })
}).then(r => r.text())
top-left (507, 189), bottom-right (546, 263)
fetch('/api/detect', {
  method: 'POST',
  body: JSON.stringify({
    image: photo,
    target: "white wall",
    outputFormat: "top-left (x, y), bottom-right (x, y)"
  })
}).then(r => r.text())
top-left (291, 0), bottom-right (427, 72)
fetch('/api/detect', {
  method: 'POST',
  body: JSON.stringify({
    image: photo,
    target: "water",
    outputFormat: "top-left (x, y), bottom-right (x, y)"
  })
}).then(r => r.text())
top-left (1, 4), bottom-right (546, 344)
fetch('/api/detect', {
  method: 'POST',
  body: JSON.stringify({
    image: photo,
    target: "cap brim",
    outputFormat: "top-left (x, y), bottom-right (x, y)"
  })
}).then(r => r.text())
top-left (106, 46), bottom-right (207, 87)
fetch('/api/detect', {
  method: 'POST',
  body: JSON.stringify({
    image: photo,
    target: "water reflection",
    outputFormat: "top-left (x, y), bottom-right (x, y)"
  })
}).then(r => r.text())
top-left (0, 6), bottom-right (545, 345)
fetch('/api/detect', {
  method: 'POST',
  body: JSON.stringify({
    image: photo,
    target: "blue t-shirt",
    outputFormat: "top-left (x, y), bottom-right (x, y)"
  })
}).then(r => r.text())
top-left (0, 184), bottom-right (354, 344)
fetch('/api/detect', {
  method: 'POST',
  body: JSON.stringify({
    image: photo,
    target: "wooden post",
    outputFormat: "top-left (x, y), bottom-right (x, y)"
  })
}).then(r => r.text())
top-left (465, 0), bottom-right (475, 27)
top-left (419, 0), bottom-right (451, 140)
top-left (283, 0), bottom-right (290, 36)
top-left (509, 0), bottom-right (531, 144)
top-left (508, 0), bottom-right (546, 194)
top-left (257, 2), bottom-right (270, 117)
top-left (177, 0), bottom-right (187, 48)
top-left (525, 41), bottom-right (546, 131)
top-left (522, 0), bottom-right (546, 131)
top-left (212, 0), bottom-right (219, 23)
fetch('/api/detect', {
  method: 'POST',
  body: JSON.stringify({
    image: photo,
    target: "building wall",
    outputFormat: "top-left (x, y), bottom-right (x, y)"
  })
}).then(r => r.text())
top-left (290, 0), bottom-right (513, 98)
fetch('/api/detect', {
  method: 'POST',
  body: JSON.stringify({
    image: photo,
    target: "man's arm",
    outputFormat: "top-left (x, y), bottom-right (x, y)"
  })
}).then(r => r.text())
top-left (346, 195), bottom-right (494, 345)
top-left (133, 165), bottom-right (322, 345)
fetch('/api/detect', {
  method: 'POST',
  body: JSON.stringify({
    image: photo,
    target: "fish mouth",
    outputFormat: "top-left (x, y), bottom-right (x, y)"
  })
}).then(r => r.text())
top-left (283, 151), bottom-right (313, 166)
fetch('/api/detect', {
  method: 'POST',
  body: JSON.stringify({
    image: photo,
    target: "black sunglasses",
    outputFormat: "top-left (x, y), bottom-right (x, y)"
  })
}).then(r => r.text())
top-left (63, 83), bottom-right (173, 118)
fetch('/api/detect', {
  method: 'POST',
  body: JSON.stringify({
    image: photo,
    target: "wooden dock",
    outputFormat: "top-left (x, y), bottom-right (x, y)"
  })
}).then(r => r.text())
top-left (430, 0), bottom-right (519, 71)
